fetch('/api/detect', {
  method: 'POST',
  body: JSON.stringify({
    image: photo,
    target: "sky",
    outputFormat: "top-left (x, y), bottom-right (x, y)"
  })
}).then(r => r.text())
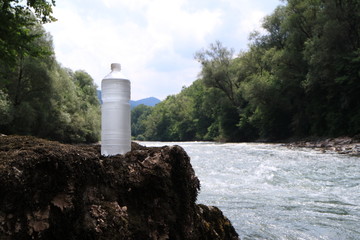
top-left (44, 0), bottom-right (281, 100)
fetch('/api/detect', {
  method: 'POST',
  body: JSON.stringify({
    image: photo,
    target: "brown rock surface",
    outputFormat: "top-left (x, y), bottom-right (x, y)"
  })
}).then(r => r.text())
top-left (0, 135), bottom-right (239, 240)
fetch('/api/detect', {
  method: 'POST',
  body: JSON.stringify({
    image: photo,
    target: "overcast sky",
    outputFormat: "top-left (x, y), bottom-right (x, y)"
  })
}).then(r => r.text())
top-left (44, 0), bottom-right (281, 100)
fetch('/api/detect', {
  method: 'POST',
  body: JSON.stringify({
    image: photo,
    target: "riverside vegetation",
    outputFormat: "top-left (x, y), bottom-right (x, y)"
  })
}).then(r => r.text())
top-left (1, 0), bottom-right (360, 144)
top-left (132, 0), bottom-right (360, 143)
top-left (0, 0), bottom-right (100, 143)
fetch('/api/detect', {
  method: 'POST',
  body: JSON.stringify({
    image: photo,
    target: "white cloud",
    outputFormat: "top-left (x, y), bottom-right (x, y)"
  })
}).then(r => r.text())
top-left (238, 10), bottom-right (267, 37)
top-left (45, 0), bottom-right (279, 100)
top-left (145, 0), bottom-right (222, 44)
top-left (101, 0), bottom-right (148, 10)
top-left (215, 0), bottom-right (280, 52)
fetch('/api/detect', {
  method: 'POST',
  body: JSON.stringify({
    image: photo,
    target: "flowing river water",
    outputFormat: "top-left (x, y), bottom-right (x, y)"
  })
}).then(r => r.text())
top-left (141, 141), bottom-right (360, 240)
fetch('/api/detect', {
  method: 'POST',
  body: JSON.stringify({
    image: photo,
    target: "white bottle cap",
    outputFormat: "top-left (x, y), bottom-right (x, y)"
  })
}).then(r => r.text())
top-left (111, 63), bottom-right (121, 71)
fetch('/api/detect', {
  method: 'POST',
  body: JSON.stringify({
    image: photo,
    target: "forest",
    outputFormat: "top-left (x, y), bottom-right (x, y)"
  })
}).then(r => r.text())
top-left (0, 0), bottom-right (100, 143)
top-left (132, 0), bottom-right (360, 142)
top-left (1, 0), bottom-right (359, 143)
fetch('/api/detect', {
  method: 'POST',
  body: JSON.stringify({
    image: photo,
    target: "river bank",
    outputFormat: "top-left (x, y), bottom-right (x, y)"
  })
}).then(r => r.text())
top-left (283, 136), bottom-right (360, 156)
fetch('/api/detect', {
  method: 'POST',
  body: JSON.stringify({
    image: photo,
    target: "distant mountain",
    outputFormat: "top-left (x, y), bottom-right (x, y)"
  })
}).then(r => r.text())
top-left (97, 90), bottom-right (160, 108)
top-left (130, 97), bottom-right (161, 109)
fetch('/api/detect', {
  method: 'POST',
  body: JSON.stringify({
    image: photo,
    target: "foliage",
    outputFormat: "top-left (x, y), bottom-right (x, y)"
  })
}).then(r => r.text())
top-left (0, 0), bottom-right (56, 70)
top-left (3, 0), bottom-right (359, 143)
top-left (0, 0), bottom-right (101, 143)
top-left (131, 104), bottom-right (153, 140)
top-left (0, 90), bottom-right (13, 125)
top-left (132, 0), bottom-right (360, 142)
top-left (194, 41), bottom-right (242, 108)
top-left (0, 22), bottom-right (100, 143)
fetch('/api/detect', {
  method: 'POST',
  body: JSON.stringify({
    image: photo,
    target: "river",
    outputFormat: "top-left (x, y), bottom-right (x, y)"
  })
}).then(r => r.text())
top-left (140, 141), bottom-right (360, 240)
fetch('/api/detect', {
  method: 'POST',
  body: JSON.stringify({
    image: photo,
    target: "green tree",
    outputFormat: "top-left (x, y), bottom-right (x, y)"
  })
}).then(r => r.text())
top-left (0, 0), bottom-right (56, 69)
top-left (72, 70), bottom-right (101, 142)
top-left (240, 0), bottom-right (360, 139)
top-left (0, 90), bottom-right (13, 126)
top-left (0, 24), bottom-right (100, 143)
top-left (0, 24), bottom-right (56, 136)
top-left (139, 79), bottom-right (247, 142)
top-left (142, 98), bottom-right (173, 141)
top-left (130, 0), bottom-right (360, 142)
top-left (47, 66), bottom-right (100, 143)
top-left (131, 104), bottom-right (153, 140)
top-left (301, 0), bottom-right (360, 136)
top-left (195, 41), bottom-right (243, 109)
top-left (0, 1), bottom-right (102, 143)
top-left (141, 86), bottom-right (200, 141)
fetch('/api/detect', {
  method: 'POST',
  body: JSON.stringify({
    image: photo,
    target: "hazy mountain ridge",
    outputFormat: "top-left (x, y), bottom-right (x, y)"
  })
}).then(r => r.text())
top-left (97, 90), bottom-right (160, 108)
top-left (130, 97), bottom-right (161, 108)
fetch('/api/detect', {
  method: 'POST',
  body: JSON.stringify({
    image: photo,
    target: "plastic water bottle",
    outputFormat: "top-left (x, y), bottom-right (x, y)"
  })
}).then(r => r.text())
top-left (101, 63), bottom-right (131, 156)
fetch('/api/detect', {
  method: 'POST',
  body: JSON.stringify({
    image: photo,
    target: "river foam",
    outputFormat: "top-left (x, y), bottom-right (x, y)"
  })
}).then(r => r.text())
top-left (141, 141), bottom-right (360, 240)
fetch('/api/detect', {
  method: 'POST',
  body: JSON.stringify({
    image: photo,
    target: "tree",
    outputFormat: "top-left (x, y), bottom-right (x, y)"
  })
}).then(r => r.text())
top-left (0, 0), bottom-right (56, 70)
top-left (240, 0), bottom-right (360, 138)
top-left (0, 23), bottom-right (56, 136)
top-left (0, 23), bottom-right (100, 143)
top-left (0, 90), bottom-right (13, 126)
top-left (301, 0), bottom-right (360, 136)
top-left (0, 1), bottom-right (102, 143)
top-left (0, 0), bottom-right (57, 135)
top-left (130, 0), bottom-right (360, 142)
top-left (195, 41), bottom-right (242, 109)
top-left (131, 104), bottom-right (153, 140)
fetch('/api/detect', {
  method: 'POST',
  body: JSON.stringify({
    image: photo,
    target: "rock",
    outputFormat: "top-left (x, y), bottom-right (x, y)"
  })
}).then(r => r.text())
top-left (0, 135), bottom-right (239, 240)
top-left (284, 137), bottom-right (360, 156)
top-left (196, 205), bottom-right (239, 240)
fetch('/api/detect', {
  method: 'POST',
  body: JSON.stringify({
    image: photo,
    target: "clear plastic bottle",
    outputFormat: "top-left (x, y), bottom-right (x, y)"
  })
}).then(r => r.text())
top-left (101, 63), bottom-right (131, 156)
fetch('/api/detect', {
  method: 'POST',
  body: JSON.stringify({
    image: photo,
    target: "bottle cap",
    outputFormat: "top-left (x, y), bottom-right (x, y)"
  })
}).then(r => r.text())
top-left (111, 63), bottom-right (121, 71)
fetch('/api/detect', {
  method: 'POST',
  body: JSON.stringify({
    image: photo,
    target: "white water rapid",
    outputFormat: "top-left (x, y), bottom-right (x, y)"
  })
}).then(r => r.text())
top-left (141, 141), bottom-right (360, 240)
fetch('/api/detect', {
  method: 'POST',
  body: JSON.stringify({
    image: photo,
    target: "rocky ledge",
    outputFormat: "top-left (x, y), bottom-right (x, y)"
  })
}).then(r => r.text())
top-left (284, 136), bottom-right (360, 156)
top-left (0, 135), bottom-right (239, 240)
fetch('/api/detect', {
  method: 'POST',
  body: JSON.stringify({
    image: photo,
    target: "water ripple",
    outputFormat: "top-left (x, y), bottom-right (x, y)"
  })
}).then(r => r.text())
top-left (141, 141), bottom-right (360, 240)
